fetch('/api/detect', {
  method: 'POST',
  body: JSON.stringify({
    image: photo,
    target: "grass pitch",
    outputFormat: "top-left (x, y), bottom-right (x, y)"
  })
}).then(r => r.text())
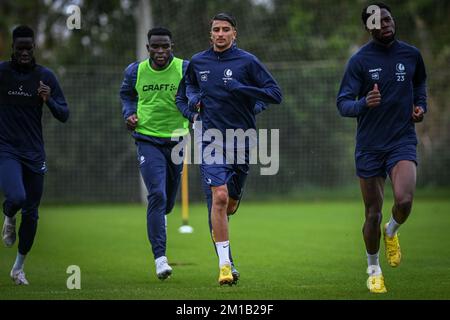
top-left (1, 199), bottom-right (449, 300)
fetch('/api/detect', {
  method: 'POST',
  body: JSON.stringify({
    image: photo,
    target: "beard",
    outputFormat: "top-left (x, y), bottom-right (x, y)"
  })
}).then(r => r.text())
top-left (380, 33), bottom-right (395, 44)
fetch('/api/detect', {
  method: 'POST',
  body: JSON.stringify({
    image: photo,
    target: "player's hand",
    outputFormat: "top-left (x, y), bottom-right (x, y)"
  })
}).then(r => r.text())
top-left (412, 106), bottom-right (425, 123)
top-left (366, 83), bottom-right (381, 108)
top-left (38, 81), bottom-right (51, 102)
top-left (188, 94), bottom-right (202, 111)
top-left (126, 114), bottom-right (138, 131)
top-left (195, 101), bottom-right (201, 112)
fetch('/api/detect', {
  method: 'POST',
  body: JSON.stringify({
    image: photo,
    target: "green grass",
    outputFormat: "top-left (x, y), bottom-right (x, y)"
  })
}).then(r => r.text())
top-left (1, 200), bottom-right (450, 300)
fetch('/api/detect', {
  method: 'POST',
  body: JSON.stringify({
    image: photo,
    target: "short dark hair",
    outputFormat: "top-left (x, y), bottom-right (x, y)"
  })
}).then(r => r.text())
top-left (12, 25), bottom-right (34, 42)
top-left (210, 13), bottom-right (237, 29)
top-left (147, 27), bottom-right (172, 41)
top-left (361, 2), bottom-right (392, 26)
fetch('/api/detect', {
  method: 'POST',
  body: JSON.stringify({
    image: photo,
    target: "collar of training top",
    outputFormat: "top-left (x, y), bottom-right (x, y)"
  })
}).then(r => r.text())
top-left (210, 42), bottom-right (238, 59)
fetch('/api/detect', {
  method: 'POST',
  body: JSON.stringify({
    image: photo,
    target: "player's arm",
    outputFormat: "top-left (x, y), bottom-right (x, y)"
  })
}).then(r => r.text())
top-left (254, 100), bottom-right (268, 115)
top-left (176, 76), bottom-right (198, 122)
top-left (336, 57), bottom-right (371, 117)
top-left (412, 52), bottom-right (427, 122)
top-left (39, 70), bottom-right (69, 123)
top-left (224, 57), bottom-right (282, 104)
top-left (119, 62), bottom-right (139, 130)
top-left (184, 62), bottom-right (203, 112)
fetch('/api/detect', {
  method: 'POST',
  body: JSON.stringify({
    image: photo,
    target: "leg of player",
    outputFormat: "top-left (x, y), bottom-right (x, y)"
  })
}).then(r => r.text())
top-left (200, 168), bottom-right (240, 283)
top-left (227, 198), bottom-right (239, 215)
top-left (10, 167), bottom-right (43, 285)
top-left (159, 145), bottom-right (185, 278)
top-left (138, 142), bottom-right (172, 280)
top-left (211, 184), bottom-right (233, 285)
top-left (223, 165), bottom-right (248, 283)
top-left (360, 177), bottom-right (387, 293)
top-left (226, 197), bottom-right (240, 283)
top-left (164, 145), bottom-right (183, 216)
top-left (203, 186), bottom-right (239, 283)
top-left (1, 158), bottom-right (26, 249)
top-left (384, 160), bottom-right (416, 267)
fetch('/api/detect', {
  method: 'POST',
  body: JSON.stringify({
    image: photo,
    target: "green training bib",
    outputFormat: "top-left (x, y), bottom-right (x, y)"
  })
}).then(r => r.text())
top-left (135, 57), bottom-right (188, 138)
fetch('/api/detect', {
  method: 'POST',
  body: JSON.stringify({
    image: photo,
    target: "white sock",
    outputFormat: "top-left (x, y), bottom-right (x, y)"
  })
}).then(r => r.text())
top-left (13, 253), bottom-right (26, 272)
top-left (367, 264), bottom-right (382, 276)
top-left (366, 251), bottom-right (382, 275)
top-left (386, 216), bottom-right (401, 237)
top-left (367, 251), bottom-right (380, 267)
top-left (215, 241), bottom-right (231, 267)
top-left (5, 215), bottom-right (16, 225)
top-left (155, 256), bottom-right (168, 266)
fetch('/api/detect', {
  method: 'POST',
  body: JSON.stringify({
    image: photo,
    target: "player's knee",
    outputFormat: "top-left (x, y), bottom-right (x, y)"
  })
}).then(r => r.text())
top-left (148, 189), bottom-right (167, 204)
top-left (395, 197), bottom-right (413, 214)
top-left (364, 202), bottom-right (382, 215)
top-left (8, 193), bottom-right (26, 209)
top-left (213, 188), bottom-right (229, 208)
top-left (365, 210), bottom-right (382, 225)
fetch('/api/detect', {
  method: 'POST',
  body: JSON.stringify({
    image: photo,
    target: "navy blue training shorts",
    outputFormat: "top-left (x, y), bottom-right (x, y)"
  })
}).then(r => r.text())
top-left (355, 144), bottom-right (417, 179)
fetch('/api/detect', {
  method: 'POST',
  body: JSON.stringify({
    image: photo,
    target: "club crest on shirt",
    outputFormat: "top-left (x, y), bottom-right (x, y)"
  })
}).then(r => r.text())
top-left (395, 63), bottom-right (406, 81)
top-left (222, 68), bottom-right (234, 83)
top-left (396, 63), bottom-right (405, 73)
top-left (224, 69), bottom-right (233, 78)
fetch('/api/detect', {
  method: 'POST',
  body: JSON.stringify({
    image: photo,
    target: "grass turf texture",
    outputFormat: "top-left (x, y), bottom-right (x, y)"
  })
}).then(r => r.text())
top-left (1, 200), bottom-right (449, 300)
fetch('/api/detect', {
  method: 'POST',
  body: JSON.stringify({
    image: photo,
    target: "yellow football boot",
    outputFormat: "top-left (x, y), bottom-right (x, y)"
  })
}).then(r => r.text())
top-left (367, 274), bottom-right (387, 293)
top-left (384, 223), bottom-right (401, 267)
top-left (218, 264), bottom-right (234, 286)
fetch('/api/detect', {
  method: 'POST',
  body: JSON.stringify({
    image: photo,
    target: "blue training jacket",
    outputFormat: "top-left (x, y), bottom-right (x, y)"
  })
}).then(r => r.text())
top-left (0, 60), bottom-right (69, 171)
top-left (181, 43), bottom-right (282, 135)
top-left (337, 40), bottom-right (427, 152)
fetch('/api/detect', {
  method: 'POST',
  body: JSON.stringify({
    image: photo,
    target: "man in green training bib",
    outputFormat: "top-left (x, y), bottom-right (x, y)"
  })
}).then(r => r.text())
top-left (119, 27), bottom-right (190, 280)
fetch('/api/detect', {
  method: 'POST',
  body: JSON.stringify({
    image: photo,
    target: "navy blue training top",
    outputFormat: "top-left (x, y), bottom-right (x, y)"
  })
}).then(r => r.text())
top-left (182, 44), bottom-right (282, 135)
top-left (176, 73), bottom-right (269, 122)
top-left (0, 61), bottom-right (69, 171)
top-left (337, 40), bottom-right (427, 151)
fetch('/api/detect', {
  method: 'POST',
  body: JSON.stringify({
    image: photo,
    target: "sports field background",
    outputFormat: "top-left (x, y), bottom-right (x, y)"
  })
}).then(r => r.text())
top-left (0, 0), bottom-right (449, 301)
top-left (1, 196), bottom-right (449, 300)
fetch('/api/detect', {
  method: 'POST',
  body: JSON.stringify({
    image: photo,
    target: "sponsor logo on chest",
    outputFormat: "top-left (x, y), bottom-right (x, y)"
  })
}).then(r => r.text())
top-left (199, 70), bottom-right (210, 82)
top-left (142, 83), bottom-right (177, 92)
top-left (7, 85), bottom-right (33, 97)
top-left (368, 68), bottom-right (382, 80)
